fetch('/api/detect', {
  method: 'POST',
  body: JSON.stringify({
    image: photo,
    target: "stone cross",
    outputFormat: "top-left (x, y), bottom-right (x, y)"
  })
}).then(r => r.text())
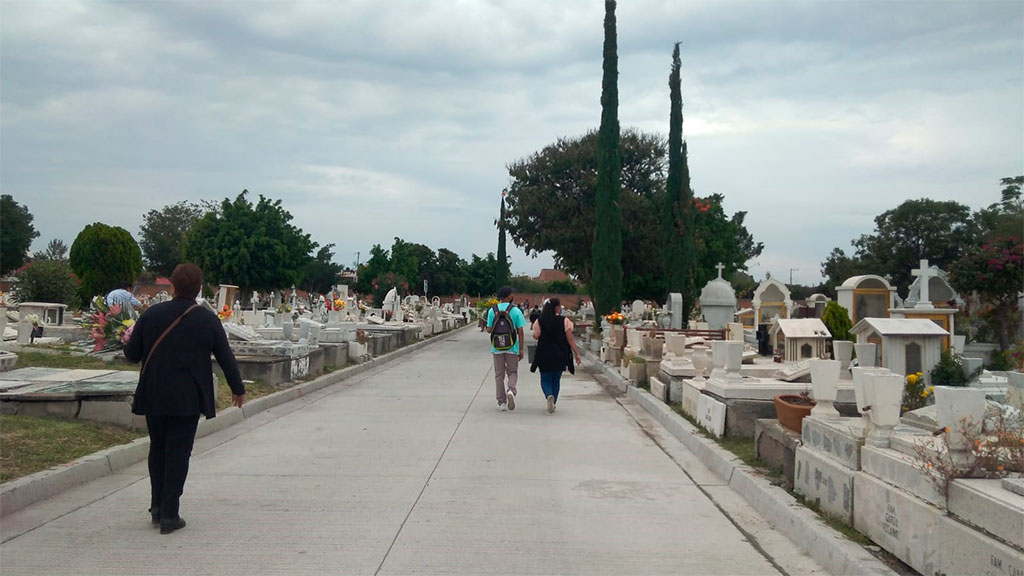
top-left (911, 259), bottom-right (936, 309)
top-left (290, 286), bottom-right (297, 309)
top-left (716, 262), bottom-right (725, 279)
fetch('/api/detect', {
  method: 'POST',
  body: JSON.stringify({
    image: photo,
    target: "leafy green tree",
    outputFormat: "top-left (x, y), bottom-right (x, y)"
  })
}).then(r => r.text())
top-left (663, 41), bottom-right (697, 319)
top-left (370, 272), bottom-right (408, 308)
top-left (388, 237), bottom-right (420, 292)
top-left (69, 223), bottom-right (143, 300)
top-left (13, 260), bottom-right (80, 307)
top-left (974, 176), bottom-right (1023, 241)
top-left (949, 236), bottom-right (1022, 351)
top-left (32, 239), bottom-right (68, 262)
top-left (139, 201), bottom-right (206, 277)
top-left (495, 195), bottom-right (510, 291)
top-left (821, 301), bottom-right (853, 342)
top-left (181, 191), bottom-right (314, 296)
top-left (301, 244), bottom-right (342, 296)
top-left (433, 248), bottom-right (467, 295)
top-left (691, 194), bottom-right (763, 293)
top-left (406, 243), bottom-right (437, 295)
top-left (0, 195), bottom-right (39, 275)
top-left (823, 199), bottom-right (977, 294)
top-left (464, 253), bottom-right (498, 297)
top-left (355, 244), bottom-right (390, 295)
top-left (592, 0), bottom-right (622, 317)
top-left (547, 279), bottom-right (577, 294)
top-left (504, 130), bottom-right (667, 288)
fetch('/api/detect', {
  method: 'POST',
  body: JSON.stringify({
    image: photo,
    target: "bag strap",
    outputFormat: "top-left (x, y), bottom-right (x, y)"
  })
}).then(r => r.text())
top-left (141, 304), bottom-right (199, 379)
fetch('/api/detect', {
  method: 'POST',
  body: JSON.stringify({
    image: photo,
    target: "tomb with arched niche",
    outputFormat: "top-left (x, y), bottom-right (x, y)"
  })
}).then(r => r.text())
top-left (836, 275), bottom-right (897, 324)
top-left (752, 277), bottom-right (793, 325)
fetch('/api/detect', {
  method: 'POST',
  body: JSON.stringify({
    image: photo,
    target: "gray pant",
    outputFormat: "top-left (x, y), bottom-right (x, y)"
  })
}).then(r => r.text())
top-left (493, 353), bottom-right (519, 403)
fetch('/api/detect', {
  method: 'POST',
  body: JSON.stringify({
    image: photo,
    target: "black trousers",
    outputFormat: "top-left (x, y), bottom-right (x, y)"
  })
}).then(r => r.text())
top-left (146, 414), bottom-right (200, 520)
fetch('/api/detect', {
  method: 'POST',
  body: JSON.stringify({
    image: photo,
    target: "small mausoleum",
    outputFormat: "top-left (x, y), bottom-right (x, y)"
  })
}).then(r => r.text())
top-left (850, 317), bottom-right (948, 385)
top-left (889, 260), bottom-right (961, 350)
top-left (769, 318), bottom-right (831, 362)
top-left (836, 275), bottom-right (897, 324)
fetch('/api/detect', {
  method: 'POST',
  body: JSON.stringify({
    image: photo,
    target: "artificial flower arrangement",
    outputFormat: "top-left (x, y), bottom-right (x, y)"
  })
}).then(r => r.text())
top-left (901, 371), bottom-right (932, 414)
top-left (81, 296), bottom-right (139, 353)
top-left (217, 305), bottom-right (232, 321)
top-left (334, 299), bottom-right (345, 309)
top-left (604, 311), bottom-right (627, 326)
top-left (476, 297), bottom-right (500, 312)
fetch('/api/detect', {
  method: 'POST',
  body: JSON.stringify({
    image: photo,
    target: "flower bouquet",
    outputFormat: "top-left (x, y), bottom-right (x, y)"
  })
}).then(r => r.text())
top-left (81, 296), bottom-right (139, 353)
top-left (604, 311), bottom-right (627, 326)
top-left (217, 305), bottom-right (232, 321)
top-left (334, 299), bottom-right (345, 310)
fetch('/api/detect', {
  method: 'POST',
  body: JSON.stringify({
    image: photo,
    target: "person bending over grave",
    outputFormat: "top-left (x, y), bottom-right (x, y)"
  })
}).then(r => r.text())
top-left (124, 263), bottom-right (245, 535)
top-left (530, 297), bottom-right (581, 414)
top-left (487, 286), bottom-right (527, 411)
top-left (105, 281), bottom-right (142, 309)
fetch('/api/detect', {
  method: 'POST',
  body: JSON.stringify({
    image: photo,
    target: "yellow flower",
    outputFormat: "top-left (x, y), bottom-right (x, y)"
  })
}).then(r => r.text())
top-left (907, 374), bottom-right (918, 385)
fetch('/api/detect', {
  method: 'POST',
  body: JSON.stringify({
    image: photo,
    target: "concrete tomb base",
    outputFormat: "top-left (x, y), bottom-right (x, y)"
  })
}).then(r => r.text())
top-left (795, 445), bottom-right (855, 524)
top-left (753, 419), bottom-right (799, 489)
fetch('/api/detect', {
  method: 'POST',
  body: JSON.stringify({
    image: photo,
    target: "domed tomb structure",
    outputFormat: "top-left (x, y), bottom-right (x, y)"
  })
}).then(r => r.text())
top-left (699, 264), bottom-right (737, 330)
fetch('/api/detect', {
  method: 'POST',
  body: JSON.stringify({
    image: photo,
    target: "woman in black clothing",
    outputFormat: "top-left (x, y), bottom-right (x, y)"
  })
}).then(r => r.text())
top-left (124, 263), bottom-right (246, 534)
top-left (530, 298), bottom-right (582, 413)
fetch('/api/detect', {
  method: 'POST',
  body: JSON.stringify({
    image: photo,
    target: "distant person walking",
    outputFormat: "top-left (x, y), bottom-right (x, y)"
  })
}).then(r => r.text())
top-left (530, 297), bottom-right (581, 414)
top-left (487, 286), bottom-right (527, 411)
top-left (105, 282), bottom-right (141, 309)
top-left (124, 263), bottom-right (245, 535)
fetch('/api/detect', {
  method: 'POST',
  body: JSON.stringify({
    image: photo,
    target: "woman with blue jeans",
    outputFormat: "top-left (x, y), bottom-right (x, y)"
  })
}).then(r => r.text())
top-left (530, 298), bottom-right (582, 413)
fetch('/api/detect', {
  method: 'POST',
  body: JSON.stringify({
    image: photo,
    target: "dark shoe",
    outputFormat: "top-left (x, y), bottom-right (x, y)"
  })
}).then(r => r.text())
top-left (160, 517), bottom-right (186, 534)
top-left (149, 507), bottom-right (160, 525)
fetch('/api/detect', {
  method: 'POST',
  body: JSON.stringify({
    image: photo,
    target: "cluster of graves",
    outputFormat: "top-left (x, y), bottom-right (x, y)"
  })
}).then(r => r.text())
top-left (0, 283), bottom-right (469, 428)
top-left (588, 260), bottom-right (1023, 575)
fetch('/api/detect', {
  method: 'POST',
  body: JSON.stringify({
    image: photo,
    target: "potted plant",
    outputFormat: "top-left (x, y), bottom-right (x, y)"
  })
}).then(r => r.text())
top-left (774, 391), bottom-right (816, 433)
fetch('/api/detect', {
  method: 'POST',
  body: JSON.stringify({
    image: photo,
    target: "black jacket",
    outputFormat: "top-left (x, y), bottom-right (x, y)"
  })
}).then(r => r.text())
top-left (124, 297), bottom-right (245, 418)
top-left (531, 314), bottom-right (575, 375)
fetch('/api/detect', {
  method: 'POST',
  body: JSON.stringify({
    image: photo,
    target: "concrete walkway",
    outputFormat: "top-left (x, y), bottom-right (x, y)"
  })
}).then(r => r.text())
top-left (1, 330), bottom-right (826, 575)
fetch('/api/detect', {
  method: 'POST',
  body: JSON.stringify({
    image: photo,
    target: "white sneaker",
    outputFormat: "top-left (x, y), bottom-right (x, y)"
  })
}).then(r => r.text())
top-left (506, 389), bottom-right (516, 411)
top-left (546, 395), bottom-right (555, 414)
top-left (497, 402), bottom-right (507, 411)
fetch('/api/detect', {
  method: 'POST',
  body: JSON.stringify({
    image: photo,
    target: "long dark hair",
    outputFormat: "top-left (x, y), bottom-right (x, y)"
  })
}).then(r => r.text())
top-left (540, 297), bottom-right (561, 323)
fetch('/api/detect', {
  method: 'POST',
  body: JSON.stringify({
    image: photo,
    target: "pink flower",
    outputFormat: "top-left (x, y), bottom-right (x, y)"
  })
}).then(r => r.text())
top-left (93, 337), bottom-right (106, 353)
top-left (109, 304), bottom-right (121, 316)
top-left (120, 323), bottom-right (134, 345)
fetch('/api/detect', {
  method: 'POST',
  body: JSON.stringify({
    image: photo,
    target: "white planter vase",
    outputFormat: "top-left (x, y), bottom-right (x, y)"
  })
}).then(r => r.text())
top-left (691, 345), bottom-right (709, 382)
top-left (854, 343), bottom-right (877, 368)
top-left (710, 341), bottom-right (729, 379)
top-left (851, 367), bottom-right (889, 416)
top-left (865, 372), bottom-right (905, 447)
top-left (809, 358), bottom-right (841, 419)
top-left (833, 340), bottom-right (854, 379)
top-left (664, 332), bottom-right (688, 358)
top-left (724, 341), bottom-right (743, 380)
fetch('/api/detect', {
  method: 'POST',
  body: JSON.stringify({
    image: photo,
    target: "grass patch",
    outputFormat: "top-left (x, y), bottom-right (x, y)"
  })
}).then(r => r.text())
top-left (215, 379), bottom-right (278, 410)
top-left (13, 351), bottom-right (138, 371)
top-left (0, 415), bottom-right (145, 483)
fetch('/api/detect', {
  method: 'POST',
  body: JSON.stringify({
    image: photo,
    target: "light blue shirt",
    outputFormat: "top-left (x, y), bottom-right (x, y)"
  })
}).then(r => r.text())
top-left (486, 302), bottom-right (527, 355)
top-left (105, 288), bottom-right (141, 309)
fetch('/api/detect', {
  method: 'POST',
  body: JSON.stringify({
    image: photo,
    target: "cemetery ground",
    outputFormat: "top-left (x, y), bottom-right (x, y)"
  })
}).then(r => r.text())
top-left (0, 328), bottom-right (836, 576)
top-left (0, 346), bottom-right (298, 484)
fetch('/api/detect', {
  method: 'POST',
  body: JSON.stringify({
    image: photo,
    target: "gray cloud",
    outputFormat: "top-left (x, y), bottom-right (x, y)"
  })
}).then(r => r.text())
top-left (2, 0), bottom-right (1021, 285)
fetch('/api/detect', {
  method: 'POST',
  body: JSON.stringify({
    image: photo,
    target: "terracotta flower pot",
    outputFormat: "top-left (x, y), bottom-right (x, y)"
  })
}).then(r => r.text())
top-left (774, 394), bottom-right (816, 433)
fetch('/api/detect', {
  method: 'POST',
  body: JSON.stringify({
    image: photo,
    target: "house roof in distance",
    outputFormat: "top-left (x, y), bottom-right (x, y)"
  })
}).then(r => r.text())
top-left (535, 269), bottom-right (569, 283)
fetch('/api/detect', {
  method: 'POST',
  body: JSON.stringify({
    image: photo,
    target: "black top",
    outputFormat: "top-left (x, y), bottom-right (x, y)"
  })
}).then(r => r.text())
top-left (124, 297), bottom-right (245, 418)
top-left (532, 314), bottom-right (574, 374)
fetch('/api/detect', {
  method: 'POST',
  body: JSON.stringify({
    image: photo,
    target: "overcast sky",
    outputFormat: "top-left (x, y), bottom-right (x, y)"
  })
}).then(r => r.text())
top-left (2, 1), bottom-right (1021, 287)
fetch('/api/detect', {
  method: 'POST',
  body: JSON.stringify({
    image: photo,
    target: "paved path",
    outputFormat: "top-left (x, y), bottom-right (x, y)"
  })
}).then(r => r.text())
top-left (1, 329), bottom-right (826, 575)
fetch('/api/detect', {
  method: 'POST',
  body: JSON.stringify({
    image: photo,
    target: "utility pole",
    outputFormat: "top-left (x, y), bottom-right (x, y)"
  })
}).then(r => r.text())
top-left (355, 251), bottom-right (361, 270)
top-left (789, 268), bottom-right (799, 285)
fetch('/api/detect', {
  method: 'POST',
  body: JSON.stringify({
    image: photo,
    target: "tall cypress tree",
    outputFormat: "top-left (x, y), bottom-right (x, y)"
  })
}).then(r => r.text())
top-left (495, 193), bottom-right (509, 292)
top-left (664, 42), bottom-right (696, 317)
top-left (592, 0), bottom-right (622, 317)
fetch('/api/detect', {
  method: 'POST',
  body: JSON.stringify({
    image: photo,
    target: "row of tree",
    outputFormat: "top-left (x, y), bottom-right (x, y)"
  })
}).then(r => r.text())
top-left (2, 191), bottom-right (529, 308)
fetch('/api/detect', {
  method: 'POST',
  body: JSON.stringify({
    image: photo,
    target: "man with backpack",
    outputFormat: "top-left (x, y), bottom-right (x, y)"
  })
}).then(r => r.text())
top-left (487, 286), bottom-right (527, 411)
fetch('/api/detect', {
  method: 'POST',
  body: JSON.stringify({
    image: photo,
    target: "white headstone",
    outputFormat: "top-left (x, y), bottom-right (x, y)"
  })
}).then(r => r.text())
top-left (668, 293), bottom-right (683, 330)
top-left (631, 300), bottom-right (645, 318)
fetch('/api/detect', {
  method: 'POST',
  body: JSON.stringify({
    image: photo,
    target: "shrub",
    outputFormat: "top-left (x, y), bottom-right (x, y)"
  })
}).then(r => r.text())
top-left (546, 279), bottom-right (577, 294)
top-left (14, 260), bottom-right (80, 308)
top-left (821, 301), bottom-right (853, 342)
top-left (69, 222), bottom-right (142, 301)
top-left (931, 349), bottom-right (969, 386)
